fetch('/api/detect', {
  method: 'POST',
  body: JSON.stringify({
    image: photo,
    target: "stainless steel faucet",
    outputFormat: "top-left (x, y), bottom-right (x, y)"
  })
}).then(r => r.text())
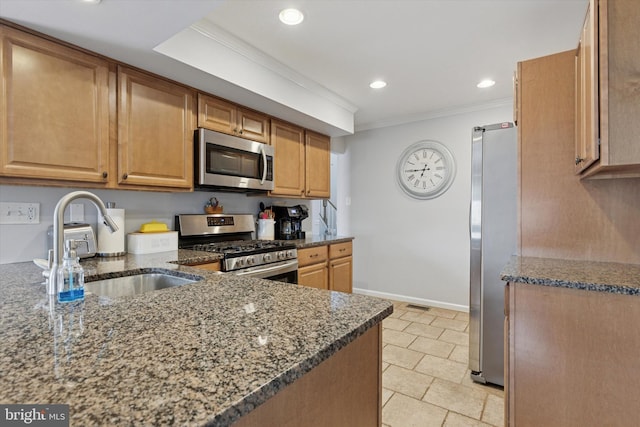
top-left (47, 191), bottom-right (118, 295)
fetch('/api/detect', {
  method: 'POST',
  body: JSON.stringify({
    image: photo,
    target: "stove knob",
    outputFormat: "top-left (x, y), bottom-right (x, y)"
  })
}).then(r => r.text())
top-left (276, 251), bottom-right (284, 260)
top-left (236, 258), bottom-right (244, 268)
top-left (263, 253), bottom-right (272, 262)
top-left (246, 256), bottom-right (255, 265)
top-left (286, 250), bottom-right (294, 258)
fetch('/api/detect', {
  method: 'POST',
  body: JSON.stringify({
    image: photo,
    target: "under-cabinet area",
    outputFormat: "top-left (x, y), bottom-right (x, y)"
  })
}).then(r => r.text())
top-left (0, 21), bottom-right (331, 198)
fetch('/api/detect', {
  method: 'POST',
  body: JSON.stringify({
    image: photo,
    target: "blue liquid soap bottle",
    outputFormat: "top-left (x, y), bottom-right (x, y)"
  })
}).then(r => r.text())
top-left (57, 239), bottom-right (85, 303)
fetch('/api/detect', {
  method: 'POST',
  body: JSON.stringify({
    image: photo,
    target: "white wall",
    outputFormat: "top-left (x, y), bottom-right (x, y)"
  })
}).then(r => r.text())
top-left (344, 103), bottom-right (512, 311)
top-left (0, 186), bottom-right (312, 264)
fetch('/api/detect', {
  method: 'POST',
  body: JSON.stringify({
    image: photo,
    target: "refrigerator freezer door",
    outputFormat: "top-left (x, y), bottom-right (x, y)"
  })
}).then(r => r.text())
top-left (469, 123), bottom-right (517, 386)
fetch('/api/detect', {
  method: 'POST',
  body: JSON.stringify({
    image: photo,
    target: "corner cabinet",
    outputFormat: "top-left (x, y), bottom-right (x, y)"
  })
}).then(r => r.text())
top-left (575, 0), bottom-right (640, 178)
top-left (117, 66), bottom-right (195, 189)
top-left (298, 241), bottom-right (353, 293)
top-left (505, 282), bottom-right (640, 426)
top-left (270, 119), bottom-right (331, 199)
top-left (0, 25), bottom-right (111, 184)
top-left (197, 93), bottom-right (270, 143)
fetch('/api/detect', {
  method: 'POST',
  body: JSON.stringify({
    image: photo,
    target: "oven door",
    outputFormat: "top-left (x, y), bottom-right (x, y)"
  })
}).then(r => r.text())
top-left (233, 259), bottom-right (298, 284)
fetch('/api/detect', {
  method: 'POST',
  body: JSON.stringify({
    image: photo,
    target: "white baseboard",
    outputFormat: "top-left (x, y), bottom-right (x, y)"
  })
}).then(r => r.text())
top-left (353, 287), bottom-right (469, 313)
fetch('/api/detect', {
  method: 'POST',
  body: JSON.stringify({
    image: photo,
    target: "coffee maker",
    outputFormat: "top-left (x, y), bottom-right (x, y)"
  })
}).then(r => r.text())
top-left (271, 205), bottom-right (308, 240)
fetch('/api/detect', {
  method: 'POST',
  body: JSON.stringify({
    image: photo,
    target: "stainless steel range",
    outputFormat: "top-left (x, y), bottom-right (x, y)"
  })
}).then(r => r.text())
top-left (175, 214), bottom-right (298, 283)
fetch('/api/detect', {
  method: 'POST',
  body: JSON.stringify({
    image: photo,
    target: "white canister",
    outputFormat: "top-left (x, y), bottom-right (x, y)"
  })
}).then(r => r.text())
top-left (97, 204), bottom-right (126, 256)
top-left (257, 219), bottom-right (275, 240)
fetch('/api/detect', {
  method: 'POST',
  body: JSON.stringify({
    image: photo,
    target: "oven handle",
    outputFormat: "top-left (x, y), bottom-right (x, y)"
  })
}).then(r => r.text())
top-left (259, 144), bottom-right (267, 185)
top-left (233, 259), bottom-right (298, 278)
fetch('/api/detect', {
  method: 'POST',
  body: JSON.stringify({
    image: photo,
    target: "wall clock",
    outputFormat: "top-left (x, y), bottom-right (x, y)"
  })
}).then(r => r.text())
top-left (396, 140), bottom-right (456, 199)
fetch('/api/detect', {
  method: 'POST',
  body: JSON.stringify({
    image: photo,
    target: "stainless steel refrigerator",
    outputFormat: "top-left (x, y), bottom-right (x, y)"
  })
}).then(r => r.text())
top-left (469, 122), bottom-right (517, 387)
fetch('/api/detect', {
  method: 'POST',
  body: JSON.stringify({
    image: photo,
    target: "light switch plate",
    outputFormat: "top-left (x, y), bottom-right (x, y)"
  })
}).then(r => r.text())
top-left (0, 202), bottom-right (40, 224)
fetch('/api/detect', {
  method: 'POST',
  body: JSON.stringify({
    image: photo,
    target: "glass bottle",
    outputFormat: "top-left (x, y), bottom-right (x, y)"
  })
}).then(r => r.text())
top-left (57, 239), bottom-right (85, 303)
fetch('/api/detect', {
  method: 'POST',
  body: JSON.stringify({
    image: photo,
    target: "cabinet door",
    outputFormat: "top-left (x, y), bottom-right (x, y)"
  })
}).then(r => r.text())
top-left (298, 245), bottom-right (328, 267)
top-left (574, 0), bottom-right (599, 174)
top-left (118, 66), bottom-right (194, 189)
top-left (305, 130), bottom-right (331, 198)
top-left (298, 262), bottom-right (328, 290)
top-left (188, 262), bottom-right (220, 272)
top-left (329, 255), bottom-right (352, 293)
top-left (197, 93), bottom-right (236, 135)
top-left (270, 120), bottom-right (305, 196)
top-left (0, 26), bottom-right (110, 183)
top-left (237, 108), bottom-right (270, 143)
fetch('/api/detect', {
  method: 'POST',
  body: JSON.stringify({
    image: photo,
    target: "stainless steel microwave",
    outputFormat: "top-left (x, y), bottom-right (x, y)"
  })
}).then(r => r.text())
top-left (195, 128), bottom-right (274, 191)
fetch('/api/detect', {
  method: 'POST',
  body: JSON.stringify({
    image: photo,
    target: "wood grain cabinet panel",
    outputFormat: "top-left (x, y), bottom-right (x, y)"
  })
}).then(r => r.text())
top-left (117, 66), bottom-right (194, 189)
top-left (270, 119), bottom-right (306, 197)
top-left (304, 130), bottom-right (331, 198)
top-left (298, 262), bottom-right (328, 290)
top-left (0, 25), bottom-right (110, 183)
top-left (329, 241), bottom-right (353, 293)
top-left (198, 93), bottom-right (270, 143)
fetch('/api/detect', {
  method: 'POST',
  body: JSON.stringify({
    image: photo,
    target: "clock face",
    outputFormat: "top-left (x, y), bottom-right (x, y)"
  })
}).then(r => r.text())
top-left (396, 141), bottom-right (456, 199)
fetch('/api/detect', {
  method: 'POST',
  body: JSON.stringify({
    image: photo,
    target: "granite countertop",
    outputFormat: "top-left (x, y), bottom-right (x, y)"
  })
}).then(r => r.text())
top-left (0, 250), bottom-right (392, 426)
top-left (289, 235), bottom-right (354, 249)
top-left (501, 256), bottom-right (640, 295)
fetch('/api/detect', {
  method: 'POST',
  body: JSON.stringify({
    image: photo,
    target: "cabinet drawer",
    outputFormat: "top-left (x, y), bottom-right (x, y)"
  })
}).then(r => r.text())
top-left (329, 241), bottom-right (352, 259)
top-left (297, 245), bottom-right (328, 267)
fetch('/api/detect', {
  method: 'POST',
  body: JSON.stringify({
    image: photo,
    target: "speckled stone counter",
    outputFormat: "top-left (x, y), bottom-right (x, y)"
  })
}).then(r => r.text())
top-left (288, 235), bottom-right (354, 249)
top-left (0, 251), bottom-right (391, 426)
top-left (501, 256), bottom-right (640, 295)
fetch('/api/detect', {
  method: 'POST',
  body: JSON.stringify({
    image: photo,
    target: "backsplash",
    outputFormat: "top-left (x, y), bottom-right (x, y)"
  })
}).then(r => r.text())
top-left (0, 185), bottom-right (313, 264)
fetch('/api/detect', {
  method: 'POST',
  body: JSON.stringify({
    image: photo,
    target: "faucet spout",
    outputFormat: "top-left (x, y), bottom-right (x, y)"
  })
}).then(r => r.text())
top-left (48, 191), bottom-right (118, 295)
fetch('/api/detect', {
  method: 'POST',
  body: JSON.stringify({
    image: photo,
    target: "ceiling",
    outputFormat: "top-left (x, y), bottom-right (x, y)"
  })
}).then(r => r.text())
top-left (0, 0), bottom-right (588, 135)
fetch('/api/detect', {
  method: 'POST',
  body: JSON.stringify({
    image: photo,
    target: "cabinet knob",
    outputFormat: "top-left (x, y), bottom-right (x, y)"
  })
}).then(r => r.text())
top-left (123, 173), bottom-right (128, 180)
top-left (102, 171), bottom-right (108, 179)
top-left (575, 156), bottom-right (584, 165)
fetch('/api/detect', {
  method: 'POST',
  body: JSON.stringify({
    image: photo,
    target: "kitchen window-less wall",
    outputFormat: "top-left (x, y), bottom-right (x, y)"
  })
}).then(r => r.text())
top-left (344, 102), bottom-right (513, 310)
top-left (0, 186), bottom-right (311, 264)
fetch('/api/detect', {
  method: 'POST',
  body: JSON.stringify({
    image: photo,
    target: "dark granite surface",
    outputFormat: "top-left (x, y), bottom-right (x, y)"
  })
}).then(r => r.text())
top-left (501, 256), bottom-right (640, 295)
top-left (289, 235), bottom-right (354, 249)
top-left (0, 249), bottom-right (391, 426)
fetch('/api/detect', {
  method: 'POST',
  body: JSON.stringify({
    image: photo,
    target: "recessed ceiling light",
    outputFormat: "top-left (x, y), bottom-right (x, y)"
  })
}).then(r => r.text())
top-left (370, 80), bottom-right (387, 89)
top-left (477, 79), bottom-right (496, 88)
top-left (279, 8), bottom-right (304, 25)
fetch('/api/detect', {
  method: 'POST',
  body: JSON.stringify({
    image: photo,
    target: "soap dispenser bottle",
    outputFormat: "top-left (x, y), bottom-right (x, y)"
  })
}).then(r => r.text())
top-left (57, 239), bottom-right (85, 303)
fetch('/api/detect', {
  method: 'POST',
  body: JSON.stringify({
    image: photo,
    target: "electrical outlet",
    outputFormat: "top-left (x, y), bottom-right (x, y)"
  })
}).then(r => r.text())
top-left (0, 202), bottom-right (40, 224)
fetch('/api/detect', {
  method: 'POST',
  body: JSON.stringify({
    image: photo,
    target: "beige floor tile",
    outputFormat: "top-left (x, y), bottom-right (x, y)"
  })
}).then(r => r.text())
top-left (383, 329), bottom-right (418, 347)
top-left (382, 362), bottom-right (390, 371)
top-left (382, 393), bottom-right (447, 427)
top-left (455, 312), bottom-right (470, 322)
top-left (382, 364), bottom-right (434, 399)
top-left (431, 317), bottom-right (469, 332)
top-left (423, 378), bottom-right (486, 419)
top-left (382, 387), bottom-right (394, 407)
top-left (404, 322), bottom-right (444, 339)
top-left (383, 317), bottom-right (411, 331)
top-left (460, 370), bottom-right (505, 397)
top-left (481, 393), bottom-right (505, 426)
top-left (408, 336), bottom-right (455, 358)
top-left (440, 329), bottom-right (469, 346)
top-left (415, 354), bottom-right (468, 383)
top-left (427, 307), bottom-right (459, 319)
top-left (449, 345), bottom-right (469, 364)
top-left (444, 412), bottom-right (493, 427)
top-left (388, 308), bottom-right (407, 319)
top-left (383, 344), bottom-right (425, 369)
top-left (399, 310), bottom-right (436, 325)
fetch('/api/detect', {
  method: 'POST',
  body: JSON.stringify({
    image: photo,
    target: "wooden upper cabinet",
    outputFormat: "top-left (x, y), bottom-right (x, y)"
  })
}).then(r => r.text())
top-left (270, 119), bottom-right (305, 196)
top-left (197, 93), bottom-right (270, 143)
top-left (305, 130), bottom-right (331, 198)
top-left (0, 25), bottom-right (110, 183)
top-left (117, 66), bottom-right (195, 189)
top-left (577, 0), bottom-right (640, 178)
top-left (574, 0), bottom-right (599, 174)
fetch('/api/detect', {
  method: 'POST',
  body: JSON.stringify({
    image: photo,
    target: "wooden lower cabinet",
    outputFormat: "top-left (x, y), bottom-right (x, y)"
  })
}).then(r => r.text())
top-left (233, 323), bottom-right (382, 427)
top-left (506, 282), bottom-right (640, 426)
top-left (298, 242), bottom-right (353, 293)
top-left (185, 261), bottom-right (220, 272)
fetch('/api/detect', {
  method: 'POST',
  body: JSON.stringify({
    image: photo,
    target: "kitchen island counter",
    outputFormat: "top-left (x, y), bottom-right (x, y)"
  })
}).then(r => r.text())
top-left (0, 252), bottom-right (391, 426)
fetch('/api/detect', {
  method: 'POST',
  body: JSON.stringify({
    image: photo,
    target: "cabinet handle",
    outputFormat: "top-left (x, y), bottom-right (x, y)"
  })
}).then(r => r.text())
top-left (123, 173), bottom-right (128, 180)
top-left (575, 156), bottom-right (584, 165)
top-left (238, 129), bottom-right (243, 134)
top-left (310, 254), bottom-right (318, 258)
top-left (102, 171), bottom-right (108, 179)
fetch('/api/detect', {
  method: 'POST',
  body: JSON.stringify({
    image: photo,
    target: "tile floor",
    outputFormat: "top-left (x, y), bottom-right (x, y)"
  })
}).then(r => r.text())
top-left (381, 301), bottom-right (504, 427)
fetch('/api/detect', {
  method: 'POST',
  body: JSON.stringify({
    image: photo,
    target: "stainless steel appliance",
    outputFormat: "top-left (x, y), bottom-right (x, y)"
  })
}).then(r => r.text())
top-left (270, 205), bottom-right (308, 240)
top-left (176, 214), bottom-right (297, 282)
top-left (47, 222), bottom-right (97, 259)
top-left (469, 122), bottom-right (517, 387)
top-left (195, 128), bottom-right (274, 192)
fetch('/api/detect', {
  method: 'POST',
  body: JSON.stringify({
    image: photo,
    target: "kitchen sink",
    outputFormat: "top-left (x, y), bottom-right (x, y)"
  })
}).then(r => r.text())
top-left (85, 272), bottom-right (201, 298)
